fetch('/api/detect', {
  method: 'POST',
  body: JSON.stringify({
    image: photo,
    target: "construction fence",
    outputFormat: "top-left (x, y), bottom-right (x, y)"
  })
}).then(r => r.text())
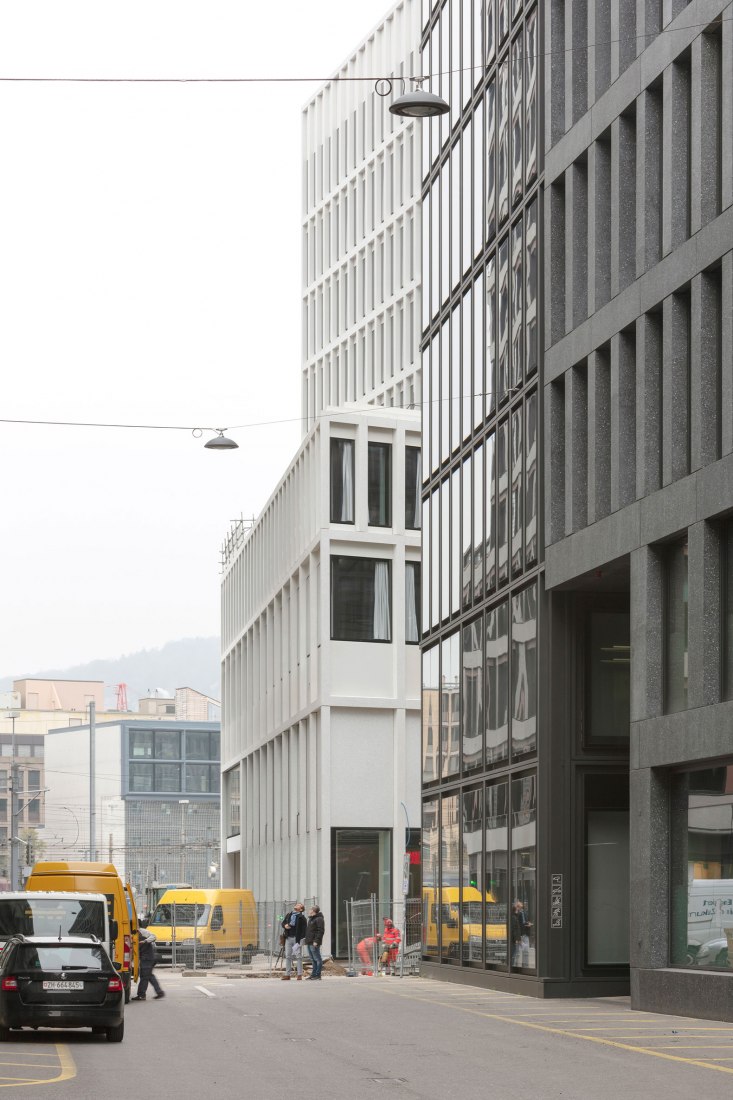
top-left (345, 895), bottom-right (421, 977)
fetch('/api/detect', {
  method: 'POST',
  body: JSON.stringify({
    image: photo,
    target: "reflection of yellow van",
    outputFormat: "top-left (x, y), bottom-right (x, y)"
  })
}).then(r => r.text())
top-left (423, 887), bottom-right (507, 962)
top-left (149, 889), bottom-right (257, 966)
top-left (27, 862), bottom-right (139, 1001)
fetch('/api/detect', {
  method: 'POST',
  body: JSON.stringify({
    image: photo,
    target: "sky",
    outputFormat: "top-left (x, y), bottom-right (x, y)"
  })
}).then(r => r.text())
top-left (0, 0), bottom-right (401, 676)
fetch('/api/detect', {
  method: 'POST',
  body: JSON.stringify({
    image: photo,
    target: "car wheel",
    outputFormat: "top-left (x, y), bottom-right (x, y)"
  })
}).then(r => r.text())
top-left (106, 1022), bottom-right (124, 1043)
top-left (204, 948), bottom-right (216, 969)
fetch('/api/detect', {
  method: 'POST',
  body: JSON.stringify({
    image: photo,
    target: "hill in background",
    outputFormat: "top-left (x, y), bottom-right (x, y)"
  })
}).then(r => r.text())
top-left (0, 636), bottom-right (220, 710)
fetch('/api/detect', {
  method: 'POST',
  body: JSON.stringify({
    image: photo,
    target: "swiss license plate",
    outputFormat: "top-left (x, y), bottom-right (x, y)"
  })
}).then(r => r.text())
top-left (42, 981), bottom-right (83, 991)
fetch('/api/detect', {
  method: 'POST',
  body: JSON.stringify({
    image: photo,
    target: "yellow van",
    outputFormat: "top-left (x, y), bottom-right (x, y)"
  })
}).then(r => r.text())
top-left (149, 888), bottom-right (257, 967)
top-left (26, 862), bottom-right (139, 1001)
top-left (423, 886), bottom-right (507, 963)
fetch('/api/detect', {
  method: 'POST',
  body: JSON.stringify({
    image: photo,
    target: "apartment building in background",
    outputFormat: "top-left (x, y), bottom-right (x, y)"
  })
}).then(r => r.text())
top-left (420, 0), bottom-right (733, 1021)
top-left (221, 0), bottom-right (423, 956)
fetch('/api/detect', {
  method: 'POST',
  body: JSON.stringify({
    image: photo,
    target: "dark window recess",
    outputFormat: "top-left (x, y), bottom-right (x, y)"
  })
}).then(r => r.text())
top-left (406, 562), bottom-right (421, 643)
top-left (331, 556), bottom-right (392, 642)
top-left (368, 442), bottom-right (392, 526)
top-left (330, 438), bottom-right (355, 523)
top-left (585, 610), bottom-right (630, 745)
top-left (405, 447), bottom-right (421, 530)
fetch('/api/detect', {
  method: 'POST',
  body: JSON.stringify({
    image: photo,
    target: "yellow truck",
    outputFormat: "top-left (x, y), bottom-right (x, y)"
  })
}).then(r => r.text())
top-left (423, 886), bottom-right (507, 963)
top-left (148, 888), bottom-right (257, 967)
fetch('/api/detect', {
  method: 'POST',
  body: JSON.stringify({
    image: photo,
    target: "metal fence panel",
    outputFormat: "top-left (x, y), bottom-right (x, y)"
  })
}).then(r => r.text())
top-left (346, 896), bottom-right (421, 977)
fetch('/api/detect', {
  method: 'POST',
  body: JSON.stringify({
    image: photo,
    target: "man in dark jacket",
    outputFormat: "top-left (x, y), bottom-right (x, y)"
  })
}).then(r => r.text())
top-left (304, 905), bottom-right (325, 980)
top-left (281, 902), bottom-right (307, 981)
top-left (133, 927), bottom-right (165, 1000)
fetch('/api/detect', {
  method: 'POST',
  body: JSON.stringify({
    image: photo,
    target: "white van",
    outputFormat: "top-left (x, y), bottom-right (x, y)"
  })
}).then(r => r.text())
top-left (0, 892), bottom-right (114, 960)
top-left (687, 880), bottom-right (733, 951)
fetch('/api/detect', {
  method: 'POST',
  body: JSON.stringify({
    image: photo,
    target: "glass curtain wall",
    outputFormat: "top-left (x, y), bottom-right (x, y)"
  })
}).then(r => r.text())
top-left (420, 0), bottom-right (543, 978)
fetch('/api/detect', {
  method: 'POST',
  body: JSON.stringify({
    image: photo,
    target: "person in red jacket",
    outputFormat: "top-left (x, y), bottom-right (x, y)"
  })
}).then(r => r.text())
top-left (380, 917), bottom-right (401, 975)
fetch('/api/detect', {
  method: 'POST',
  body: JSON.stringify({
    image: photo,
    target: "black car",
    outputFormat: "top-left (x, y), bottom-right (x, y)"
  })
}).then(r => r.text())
top-left (0, 935), bottom-right (124, 1042)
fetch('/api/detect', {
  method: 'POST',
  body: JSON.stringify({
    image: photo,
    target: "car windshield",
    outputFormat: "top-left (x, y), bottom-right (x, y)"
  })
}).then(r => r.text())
top-left (13, 945), bottom-right (106, 971)
top-left (0, 899), bottom-right (105, 941)
top-left (151, 904), bottom-right (211, 928)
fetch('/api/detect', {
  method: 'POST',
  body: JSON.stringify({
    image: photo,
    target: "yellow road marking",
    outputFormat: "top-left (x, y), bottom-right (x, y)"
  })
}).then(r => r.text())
top-left (370, 986), bottom-right (733, 1076)
top-left (0, 1043), bottom-right (75, 1088)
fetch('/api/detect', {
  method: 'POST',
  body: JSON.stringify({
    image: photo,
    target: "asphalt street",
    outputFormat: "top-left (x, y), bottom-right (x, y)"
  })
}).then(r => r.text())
top-left (3, 971), bottom-right (733, 1099)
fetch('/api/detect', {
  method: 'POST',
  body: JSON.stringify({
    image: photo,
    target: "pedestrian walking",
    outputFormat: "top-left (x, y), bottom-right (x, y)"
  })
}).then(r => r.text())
top-left (304, 905), bottom-right (325, 980)
top-left (379, 917), bottom-right (401, 975)
top-left (280, 902), bottom-right (307, 981)
top-left (133, 926), bottom-right (165, 1000)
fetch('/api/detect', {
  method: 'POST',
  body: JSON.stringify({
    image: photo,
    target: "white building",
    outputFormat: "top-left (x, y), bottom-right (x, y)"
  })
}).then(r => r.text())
top-left (221, 0), bottom-right (423, 957)
top-left (301, 0), bottom-right (422, 428)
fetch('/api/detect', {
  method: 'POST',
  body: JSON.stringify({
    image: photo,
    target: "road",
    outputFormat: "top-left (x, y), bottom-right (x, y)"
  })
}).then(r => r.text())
top-left (2, 971), bottom-right (733, 1098)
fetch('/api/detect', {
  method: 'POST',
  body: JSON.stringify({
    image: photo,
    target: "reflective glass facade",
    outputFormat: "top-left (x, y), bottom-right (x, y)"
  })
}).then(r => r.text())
top-left (420, 0), bottom-right (543, 978)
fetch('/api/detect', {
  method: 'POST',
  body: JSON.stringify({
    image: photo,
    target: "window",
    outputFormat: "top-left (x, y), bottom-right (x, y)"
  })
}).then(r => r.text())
top-left (185, 731), bottom-right (215, 761)
top-left (461, 788), bottom-right (483, 962)
top-left (586, 611), bottom-right (630, 744)
top-left (185, 764), bottom-right (218, 794)
top-left (723, 524), bottom-right (733, 700)
top-left (155, 731), bottom-right (181, 761)
top-left (462, 618), bottom-right (483, 773)
top-left (665, 538), bottom-right (689, 713)
top-left (486, 601), bottom-right (509, 766)
top-left (441, 632), bottom-right (460, 779)
top-left (406, 562), bottom-right (421, 644)
top-left (330, 438), bottom-right (355, 523)
top-left (440, 794), bottom-right (459, 961)
top-left (511, 583), bottom-right (537, 759)
top-left (368, 442), bottom-right (392, 526)
top-left (0, 800), bottom-right (6, 818)
top-left (226, 767), bottom-right (240, 837)
top-left (670, 764), bottom-right (733, 969)
top-left (129, 763), bottom-right (154, 793)
top-left (331, 556), bottom-right (392, 642)
top-left (154, 763), bottom-right (182, 792)
top-left (422, 647), bottom-right (440, 784)
top-left (585, 774), bottom-right (629, 965)
top-left (422, 799), bottom-right (439, 958)
top-left (485, 780), bottom-right (509, 966)
top-left (511, 773), bottom-right (536, 971)
top-left (405, 447), bottom-right (421, 530)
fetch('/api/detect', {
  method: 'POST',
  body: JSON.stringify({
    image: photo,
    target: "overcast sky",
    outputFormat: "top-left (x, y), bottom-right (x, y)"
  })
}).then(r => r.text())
top-left (0, 0), bottom-right (400, 676)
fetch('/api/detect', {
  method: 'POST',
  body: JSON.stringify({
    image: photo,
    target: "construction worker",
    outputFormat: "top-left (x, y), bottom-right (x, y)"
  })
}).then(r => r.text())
top-left (380, 917), bottom-right (401, 975)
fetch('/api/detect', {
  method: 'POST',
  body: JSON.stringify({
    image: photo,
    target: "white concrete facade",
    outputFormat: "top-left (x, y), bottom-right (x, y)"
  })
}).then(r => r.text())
top-left (301, 0), bottom-right (422, 429)
top-left (220, 409), bottom-right (421, 953)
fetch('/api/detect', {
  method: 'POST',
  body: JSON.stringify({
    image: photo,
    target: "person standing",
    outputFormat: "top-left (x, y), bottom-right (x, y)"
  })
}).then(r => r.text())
top-left (379, 917), bottom-right (401, 975)
top-left (304, 905), bottom-right (325, 980)
top-left (281, 902), bottom-right (307, 981)
top-left (134, 927), bottom-right (165, 1000)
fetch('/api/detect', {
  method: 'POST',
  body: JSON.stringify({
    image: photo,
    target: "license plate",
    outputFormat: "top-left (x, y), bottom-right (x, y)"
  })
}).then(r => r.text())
top-left (42, 981), bottom-right (83, 991)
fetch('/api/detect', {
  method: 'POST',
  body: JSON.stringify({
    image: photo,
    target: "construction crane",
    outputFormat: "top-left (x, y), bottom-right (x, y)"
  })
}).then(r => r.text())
top-left (114, 683), bottom-right (129, 712)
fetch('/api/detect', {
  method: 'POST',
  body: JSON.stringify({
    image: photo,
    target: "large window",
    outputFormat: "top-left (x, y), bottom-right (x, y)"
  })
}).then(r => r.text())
top-left (485, 780), bottom-right (509, 966)
top-left (665, 538), bottom-right (689, 713)
top-left (461, 788), bottom-right (483, 963)
top-left (368, 442), bottom-right (392, 526)
top-left (440, 794), bottom-right (460, 962)
top-left (422, 799), bottom-right (440, 959)
top-left (405, 447), bottom-right (421, 530)
top-left (330, 438), bottom-right (355, 523)
top-left (441, 632), bottom-right (460, 779)
top-left (511, 583), bottom-right (537, 759)
top-left (422, 647), bottom-right (440, 784)
top-left (406, 562), bottom-right (421, 644)
top-left (586, 610), bottom-right (630, 745)
top-left (486, 601), bottom-right (509, 766)
top-left (585, 774), bottom-right (629, 966)
top-left (127, 727), bottom-right (219, 794)
top-left (331, 556), bottom-right (392, 642)
top-left (670, 764), bottom-right (733, 970)
top-left (462, 618), bottom-right (483, 773)
top-left (511, 773), bottom-right (536, 971)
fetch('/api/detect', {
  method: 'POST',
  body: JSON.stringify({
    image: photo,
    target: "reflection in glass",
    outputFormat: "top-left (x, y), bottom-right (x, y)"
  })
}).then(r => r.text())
top-left (422, 647), bottom-right (440, 783)
top-left (525, 391), bottom-right (538, 565)
top-left (430, 334), bottom-right (440, 472)
top-left (462, 788), bottom-right (484, 962)
top-left (406, 562), bottom-right (421, 644)
top-left (463, 0), bottom-right (474, 107)
top-left (485, 0), bottom-right (495, 64)
top-left (473, 100), bottom-right (484, 259)
top-left (440, 794), bottom-right (460, 960)
top-left (431, 487), bottom-right (440, 628)
top-left (511, 773), bottom-right (537, 970)
top-left (462, 119), bottom-right (472, 267)
top-left (451, 306), bottom-right (461, 451)
top-left (497, 419), bottom-right (509, 584)
top-left (511, 584), bottom-right (537, 758)
top-left (485, 431), bottom-right (496, 590)
top-left (586, 806), bottom-right (630, 965)
top-left (511, 219), bottom-right (523, 388)
top-left (441, 632), bottom-right (461, 778)
top-left (405, 447), bottom-right (421, 530)
top-left (486, 80), bottom-right (496, 243)
top-left (473, 272), bottom-right (485, 429)
top-left (462, 288), bottom-right (472, 440)
top-left (422, 498), bottom-right (430, 630)
top-left (462, 619), bottom-right (484, 774)
top-left (587, 611), bottom-right (630, 743)
top-left (485, 780), bottom-right (509, 965)
top-left (511, 34), bottom-right (523, 205)
top-left (441, 161), bottom-right (450, 304)
top-left (422, 343), bottom-right (431, 460)
top-left (474, 444), bottom-right (484, 601)
top-left (497, 60), bottom-right (509, 226)
top-left (450, 0), bottom-right (460, 132)
top-left (670, 765), bottom-right (733, 969)
top-left (462, 456), bottom-right (472, 608)
top-left (498, 238), bottom-right (509, 402)
top-left (526, 200), bottom-right (538, 376)
top-left (451, 143), bottom-right (461, 290)
top-left (498, 0), bottom-right (509, 43)
top-left (451, 469), bottom-right (461, 616)
top-left (666, 538), bottom-right (689, 713)
top-left (441, 322), bottom-right (450, 465)
top-left (486, 255), bottom-right (496, 413)
top-left (510, 406), bottom-right (523, 576)
top-left (441, 478), bottom-right (450, 621)
top-left (422, 799), bottom-right (439, 957)
top-left (525, 9), bottom-right (538, 186)
top-left (486, 601), bottom-right (509, 765)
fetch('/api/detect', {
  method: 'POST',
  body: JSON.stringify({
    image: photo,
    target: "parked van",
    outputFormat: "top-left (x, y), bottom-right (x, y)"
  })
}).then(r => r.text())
top-left (687, 879), bottom-right (733, 954)
top-left (149, 888), bottom-right (257, 966)
top-left (423, 886), bottom-right (508, 962)
top-left (0, 892), bottom-right (114, 959)
top-left (26, 862), bottom-right (139, 1001)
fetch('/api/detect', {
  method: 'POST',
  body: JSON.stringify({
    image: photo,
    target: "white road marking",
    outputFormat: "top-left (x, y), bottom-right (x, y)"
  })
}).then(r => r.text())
top-left (196, 985), bottom-right (216, 998)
